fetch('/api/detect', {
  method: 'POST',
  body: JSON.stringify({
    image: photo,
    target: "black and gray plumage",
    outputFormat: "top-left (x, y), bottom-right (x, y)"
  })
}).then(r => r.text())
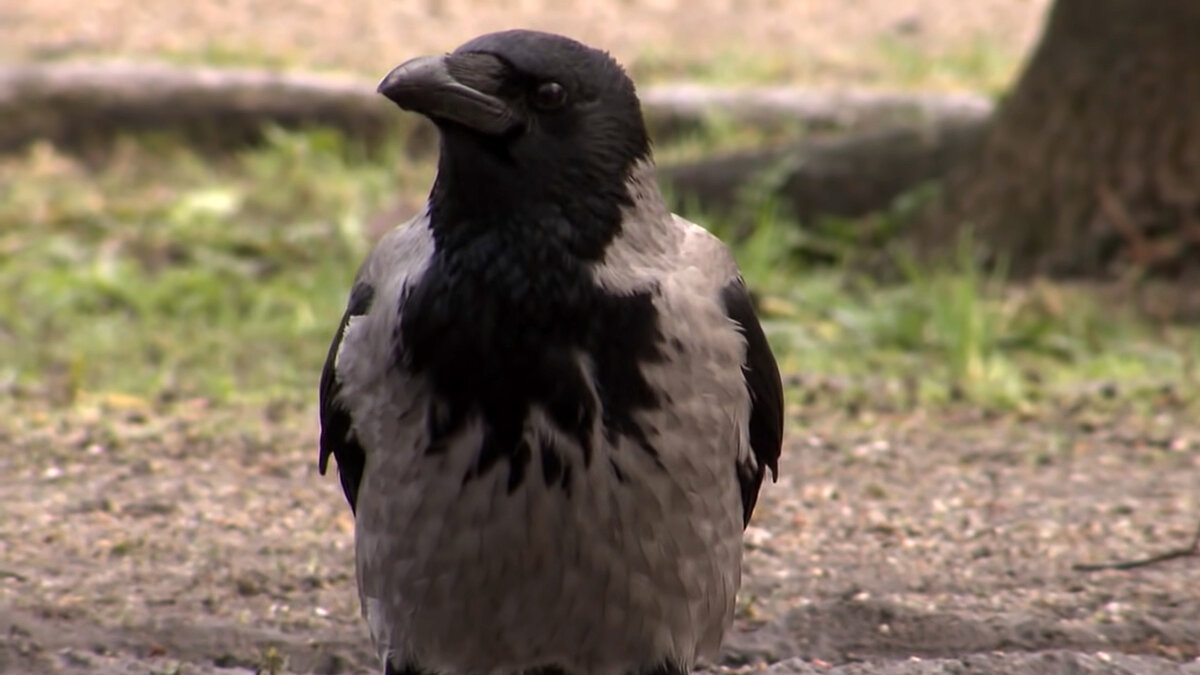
top-left (318, 29), bottom-right (784, 675)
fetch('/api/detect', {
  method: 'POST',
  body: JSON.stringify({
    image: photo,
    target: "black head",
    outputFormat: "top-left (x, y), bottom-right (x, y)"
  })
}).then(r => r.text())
top-left (378, 30), bottom-right (652, 255)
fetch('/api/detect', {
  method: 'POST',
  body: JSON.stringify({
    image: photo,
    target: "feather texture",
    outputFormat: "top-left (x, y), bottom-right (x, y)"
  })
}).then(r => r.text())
top-left (319, 30), bottom-right (783, 675)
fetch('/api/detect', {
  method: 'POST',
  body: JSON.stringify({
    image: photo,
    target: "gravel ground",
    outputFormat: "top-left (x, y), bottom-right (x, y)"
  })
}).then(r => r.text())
top-left (3, 393), bottom-right (1199, 674)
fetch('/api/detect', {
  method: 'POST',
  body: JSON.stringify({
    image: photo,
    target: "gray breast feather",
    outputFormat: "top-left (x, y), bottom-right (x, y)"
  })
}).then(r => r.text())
top-left (320, 204), bottom-right (782, 674)
top-left (595, 209), bottom-right (783, 525)
top-left (655, 213), bottom-right (784, 525)
top-left (318, 212), bottom-right (436, 511)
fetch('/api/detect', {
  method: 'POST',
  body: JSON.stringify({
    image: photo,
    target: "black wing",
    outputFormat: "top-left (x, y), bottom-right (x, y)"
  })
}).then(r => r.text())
top-left (318, 281), bottom-right (375, 515)
top-left (720, 279), bottom-right (784, 527)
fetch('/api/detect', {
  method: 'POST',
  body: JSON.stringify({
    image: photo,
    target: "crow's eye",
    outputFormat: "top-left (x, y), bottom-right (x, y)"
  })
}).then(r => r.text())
top-left (532, 81), bottom-right (568, 110)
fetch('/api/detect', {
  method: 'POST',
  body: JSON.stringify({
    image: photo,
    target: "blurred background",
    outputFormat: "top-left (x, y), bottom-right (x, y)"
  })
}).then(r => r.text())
top-left (1, 0), bottom-right (1042, 88)
top-left (3, 1), bottom-right (1200, 673)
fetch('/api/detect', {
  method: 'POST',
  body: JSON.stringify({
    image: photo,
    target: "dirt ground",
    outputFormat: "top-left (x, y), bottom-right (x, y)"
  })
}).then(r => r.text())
top-left (6, 0), bottom-right (1200, 673)
top-left (3, 393), bottom-right (1200, 674)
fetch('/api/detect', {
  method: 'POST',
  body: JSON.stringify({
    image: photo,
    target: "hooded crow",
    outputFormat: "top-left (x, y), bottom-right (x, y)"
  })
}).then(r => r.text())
top-left (319, 29), bottom-right (784, 675)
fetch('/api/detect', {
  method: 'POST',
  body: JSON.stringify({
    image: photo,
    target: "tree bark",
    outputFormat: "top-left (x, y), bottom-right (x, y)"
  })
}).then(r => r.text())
top-left (929, 0), bottom-right (1200, 278)
top-left (0, 62), bottom-right (399, 154)
top-left (659, 120), bottom-right (984, 225)
top-left (639, 85), bottom-right (991, 137)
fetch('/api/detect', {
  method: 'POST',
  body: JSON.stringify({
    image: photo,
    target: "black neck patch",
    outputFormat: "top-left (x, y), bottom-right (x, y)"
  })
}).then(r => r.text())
top-left (398, 211), bottom-right (665, 492)
top-left (427, 124), bottom-right (646, 262)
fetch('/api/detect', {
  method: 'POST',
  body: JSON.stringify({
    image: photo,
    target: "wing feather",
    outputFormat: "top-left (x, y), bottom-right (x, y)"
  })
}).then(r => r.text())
top-left (720, 278), bottom-right (784, 526)
top-left (318, 281), bottom-right (375, 513)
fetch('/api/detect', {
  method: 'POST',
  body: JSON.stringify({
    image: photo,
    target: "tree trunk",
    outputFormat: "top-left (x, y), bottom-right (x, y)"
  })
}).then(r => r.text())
top-left (930, 0), bottom-right (1200, 278)
top-left (659, 120), bottom-right (984, 225)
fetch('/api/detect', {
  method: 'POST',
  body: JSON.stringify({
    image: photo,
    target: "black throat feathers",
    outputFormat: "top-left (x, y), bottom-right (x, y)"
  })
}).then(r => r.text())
top-left (398, 204), bottom-right (665, 493)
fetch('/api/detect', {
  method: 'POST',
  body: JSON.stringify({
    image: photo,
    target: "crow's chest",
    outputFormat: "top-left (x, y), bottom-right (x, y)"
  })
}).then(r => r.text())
top-left (397, 243), bottom-right (665, 488)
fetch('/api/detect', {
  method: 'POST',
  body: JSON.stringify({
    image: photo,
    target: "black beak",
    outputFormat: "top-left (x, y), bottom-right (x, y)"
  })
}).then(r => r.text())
top-left (377, 54), bottom-right (521, 135)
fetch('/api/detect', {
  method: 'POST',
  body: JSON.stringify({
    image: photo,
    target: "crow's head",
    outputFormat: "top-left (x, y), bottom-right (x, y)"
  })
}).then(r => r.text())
top-left (378, 30), bottom-right (653, 252)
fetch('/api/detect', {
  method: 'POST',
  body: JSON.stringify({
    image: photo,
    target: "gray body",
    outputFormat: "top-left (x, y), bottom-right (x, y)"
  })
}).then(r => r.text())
top-left (331, 166), bottom-right (755, 674)
top-left (320, 29), bottom-right (783, 675)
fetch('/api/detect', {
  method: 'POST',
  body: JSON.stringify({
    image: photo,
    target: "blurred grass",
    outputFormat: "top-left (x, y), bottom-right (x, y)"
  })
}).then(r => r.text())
top-left (631, 33), bottom-right (1022, 93)
top-left (631, 45), bottom-right (800, 86)
top-left (871, 34), bottom-right (1019, 94)
top-left (1, 122), bottom-right (1197, 415)
top-left (696, 195), bottom-right (1200, 414)
top-left (0, 129), bottom-right (422, 405)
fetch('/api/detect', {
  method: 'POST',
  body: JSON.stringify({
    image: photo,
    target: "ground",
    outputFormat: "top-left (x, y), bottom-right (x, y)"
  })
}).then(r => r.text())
top-left (5, 0), bottom-right (1200, 673)
top-left (4, 396), bottom-right (1200, 673)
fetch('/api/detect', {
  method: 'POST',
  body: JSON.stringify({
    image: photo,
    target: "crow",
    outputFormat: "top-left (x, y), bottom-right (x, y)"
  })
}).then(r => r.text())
top-left (319, 29), bottom-right (784, 675)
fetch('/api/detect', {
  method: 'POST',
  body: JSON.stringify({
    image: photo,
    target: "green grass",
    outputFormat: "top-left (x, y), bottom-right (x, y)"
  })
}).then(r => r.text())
top-left (871, 34), bottom-right (1020, 94)
top-left (629, 34), bottom-right (1023, 93)
top-left (689, 198), bottom-right (1199, 413)
top-left (631, 45), bottom-right (800, 86)
top-left (0, 129), bottom-right (420, 405)
top-left (2, 127), bottom-right (1197, 415)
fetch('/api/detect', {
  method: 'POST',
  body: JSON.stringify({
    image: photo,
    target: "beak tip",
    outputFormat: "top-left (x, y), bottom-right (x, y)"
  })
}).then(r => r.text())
top-left (375, 56), bottom-right (431, 102)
